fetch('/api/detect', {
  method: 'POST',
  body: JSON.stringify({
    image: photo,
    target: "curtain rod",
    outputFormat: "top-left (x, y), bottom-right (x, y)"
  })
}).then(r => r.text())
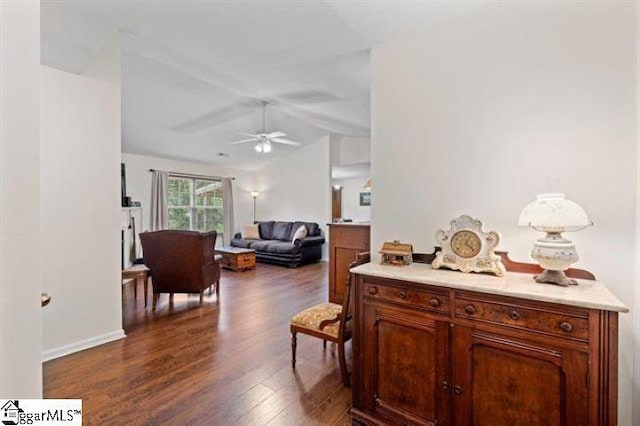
top-left (148, 169), bottom-right (235, 181)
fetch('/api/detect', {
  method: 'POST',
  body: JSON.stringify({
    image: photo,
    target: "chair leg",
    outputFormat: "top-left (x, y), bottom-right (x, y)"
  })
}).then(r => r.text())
top-left (169, 293), bottom-right (174, 304)
top-left (216, 280), bottom-right (220, 298)
top-left (323, 340), bottom-right (327, 349)
top-left (337, 340), bottom-right (350, 388)
top-left (152, 293), bottom-right (157, 311)
top-left (291, 332), bottom-right (297, 369)
top-left (199, 291), bottom-right (204, 305)
top-left (133, 278), bottom-right (137, 299)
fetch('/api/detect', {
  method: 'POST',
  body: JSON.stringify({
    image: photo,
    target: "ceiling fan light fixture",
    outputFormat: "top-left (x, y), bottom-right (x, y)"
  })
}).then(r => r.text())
top-left (263, 141), bottom-right (272, 153)
top-left (254, 142), bottom-right (263, 153)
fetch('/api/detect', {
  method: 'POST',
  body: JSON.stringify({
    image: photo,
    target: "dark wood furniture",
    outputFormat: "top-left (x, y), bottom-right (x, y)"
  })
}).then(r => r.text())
top-left (332, 187), bottom-right (342, 220)
top-left (350, 262), bottom-right (626, 425)
top-left (215, 247), bottom-right (256, 271)
top-left (290, 252), bottom-right (370, 387)
top-left (327, 223), bottom-right (370, 304)
top-left (122, 264), bottom-right (150, 307)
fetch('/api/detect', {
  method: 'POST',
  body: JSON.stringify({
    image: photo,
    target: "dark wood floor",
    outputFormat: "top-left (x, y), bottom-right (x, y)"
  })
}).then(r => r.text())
top-left (44, 262), bottom-right (353, 425)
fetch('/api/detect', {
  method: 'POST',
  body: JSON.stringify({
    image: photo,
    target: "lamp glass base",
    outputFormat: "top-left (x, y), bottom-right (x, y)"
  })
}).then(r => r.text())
top-left (533, 269), bottom-right (578, 287)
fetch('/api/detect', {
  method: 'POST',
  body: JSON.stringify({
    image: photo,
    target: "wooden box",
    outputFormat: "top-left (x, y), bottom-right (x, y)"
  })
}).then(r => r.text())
top-left (379, 240), bottom-right (413, 266)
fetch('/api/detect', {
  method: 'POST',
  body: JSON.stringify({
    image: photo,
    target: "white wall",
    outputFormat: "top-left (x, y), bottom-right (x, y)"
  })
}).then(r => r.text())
top-left (371, 2), bottom-right (636, 423)
top-left (0, 0), bottom-right (42, 397)
top-left (255, 136), bottom-right (331, 259)
top-left (331, 134), bottom-right (370, 166)
top-left (120, 152), bottom-right (255, 241)
top-left (635, 5), bottom-right (640, 424)
top-left (40, 64), bottom-right (124, 359)
top-left (332, 177), bottom-right (371, 223)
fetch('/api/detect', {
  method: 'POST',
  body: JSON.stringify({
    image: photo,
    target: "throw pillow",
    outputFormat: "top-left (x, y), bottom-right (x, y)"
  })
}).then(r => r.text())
top-left (291, 225), bottom-right (308, 243)
top-left (243, 224), bottom-right (260, 239)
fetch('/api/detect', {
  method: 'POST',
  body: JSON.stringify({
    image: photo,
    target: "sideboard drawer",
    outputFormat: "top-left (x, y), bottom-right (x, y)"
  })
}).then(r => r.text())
top-left (364, 282), bottom-right (449, 314)
top-left (454, 296), bottom-right (589, 341)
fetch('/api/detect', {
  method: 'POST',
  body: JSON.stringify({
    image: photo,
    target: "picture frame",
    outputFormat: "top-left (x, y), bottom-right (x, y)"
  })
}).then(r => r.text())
top-left (360, 191), bottom-right (371, 206)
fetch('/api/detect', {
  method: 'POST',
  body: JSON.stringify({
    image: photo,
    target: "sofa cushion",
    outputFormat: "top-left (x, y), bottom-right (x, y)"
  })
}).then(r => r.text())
top-left (242, 224), bottom-right (260, 239)
top-left (266, 241), bottom-right (299, 255)
top-left (305, 222), bottom-right (321, 237)
top-left (257, 221), bottom-right (275, 240)
top-left (230, 238), bottom-right (255, 249)
top-left (250, 240), bottom-right (280, 252)
top-left (272, 221), bottom-right (293, 241)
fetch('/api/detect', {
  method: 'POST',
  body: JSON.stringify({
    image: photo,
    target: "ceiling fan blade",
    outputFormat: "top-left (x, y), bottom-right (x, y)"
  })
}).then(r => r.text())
top-left (271, 138), bottom-right (301, 146)
top-left (238, 132), bottom-right (261, 138)
top-left (229, 138), bottom-right (259, 145)
top-left (266, 131), bottom-right (286, 138)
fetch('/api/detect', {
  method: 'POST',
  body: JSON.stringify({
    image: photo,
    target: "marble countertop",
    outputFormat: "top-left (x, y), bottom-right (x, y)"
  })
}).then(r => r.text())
top-left (350, 262), bottom-right (628, 313)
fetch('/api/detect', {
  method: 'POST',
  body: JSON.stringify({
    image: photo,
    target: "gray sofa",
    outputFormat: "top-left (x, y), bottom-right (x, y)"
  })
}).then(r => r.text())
top-left (231, 221), bottom-right (325, 267)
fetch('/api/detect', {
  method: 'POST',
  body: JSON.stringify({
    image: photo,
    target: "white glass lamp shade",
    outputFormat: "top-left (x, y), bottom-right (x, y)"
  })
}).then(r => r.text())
top-left (518, 193), bottom-right (590, 232)
top-left (250, 191), bottom-right (260, 198)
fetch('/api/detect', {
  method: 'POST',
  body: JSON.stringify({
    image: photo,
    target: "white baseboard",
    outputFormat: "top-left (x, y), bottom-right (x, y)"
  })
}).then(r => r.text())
top-left (42, 329), bottom-right (126, 362)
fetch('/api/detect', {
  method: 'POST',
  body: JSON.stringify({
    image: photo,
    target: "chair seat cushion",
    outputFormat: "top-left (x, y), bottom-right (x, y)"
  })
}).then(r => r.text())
top-left (291, 303), bottom-right (342, 338)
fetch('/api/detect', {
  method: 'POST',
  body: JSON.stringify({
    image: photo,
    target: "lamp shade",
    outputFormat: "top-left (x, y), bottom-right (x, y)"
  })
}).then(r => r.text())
top-left (250, 191), bottom-right (260, 198)
top-left (518, 193), bottom-right (590, 232)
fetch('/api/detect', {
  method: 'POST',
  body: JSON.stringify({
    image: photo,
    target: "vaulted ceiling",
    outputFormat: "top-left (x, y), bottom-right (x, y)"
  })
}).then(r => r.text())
top-left (41, 0), bottom-right (487, 170)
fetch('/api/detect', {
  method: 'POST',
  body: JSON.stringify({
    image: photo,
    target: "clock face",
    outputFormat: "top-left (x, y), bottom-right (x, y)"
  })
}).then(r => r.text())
top-left (450, 230), bottom-right (482, 259)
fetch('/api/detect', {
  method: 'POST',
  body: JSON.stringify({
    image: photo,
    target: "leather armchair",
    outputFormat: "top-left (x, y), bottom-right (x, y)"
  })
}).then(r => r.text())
top-left (139, 230), bottom-right (221, 309)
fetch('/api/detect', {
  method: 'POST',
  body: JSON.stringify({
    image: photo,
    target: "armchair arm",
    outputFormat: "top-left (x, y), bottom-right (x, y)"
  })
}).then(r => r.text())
top-left (298, 235), bottom-right (326, 247)
top-left (202, 260), bottom-right (221, 285)
top-left (319, 313), bottom-right (341, 331)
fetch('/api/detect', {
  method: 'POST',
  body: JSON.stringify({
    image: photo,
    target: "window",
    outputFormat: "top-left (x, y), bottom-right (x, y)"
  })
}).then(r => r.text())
top-left (167, 176), bottom-right (223, 233)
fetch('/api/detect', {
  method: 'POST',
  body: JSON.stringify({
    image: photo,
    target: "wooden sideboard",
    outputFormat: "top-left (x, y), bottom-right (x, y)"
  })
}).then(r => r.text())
top-left (327, 223), bottom-right (370, 304)
top-left (350, 262), bottom-right (627, 425)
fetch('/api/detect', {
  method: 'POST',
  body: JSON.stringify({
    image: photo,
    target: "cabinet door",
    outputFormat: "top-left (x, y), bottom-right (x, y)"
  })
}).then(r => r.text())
top-left (452, 327), bottom-right (588, 426)
top-left (363, 303), bottom-right (450, 425)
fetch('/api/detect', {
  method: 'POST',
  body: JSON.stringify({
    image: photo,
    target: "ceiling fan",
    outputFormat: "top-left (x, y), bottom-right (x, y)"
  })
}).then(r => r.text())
top-left (229, 101), bottom-right (301, 153)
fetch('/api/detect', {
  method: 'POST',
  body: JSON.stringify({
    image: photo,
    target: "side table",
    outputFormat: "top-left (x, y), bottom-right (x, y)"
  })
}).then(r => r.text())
top-left (122, 264), bottom-right (150, 307)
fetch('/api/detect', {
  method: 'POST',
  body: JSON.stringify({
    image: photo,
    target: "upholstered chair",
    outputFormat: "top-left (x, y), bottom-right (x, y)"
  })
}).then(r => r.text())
top-left (290, 252), bottom-right (370, 387)
top-left (139, 230), bottom-right (221, 309)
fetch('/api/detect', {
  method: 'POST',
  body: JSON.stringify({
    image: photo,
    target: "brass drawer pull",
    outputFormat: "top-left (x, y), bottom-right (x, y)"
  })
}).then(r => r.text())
top-left (508, 310), bottom-right (521, 320)
top-left (368, 286), bottom-right (378, 295)
top-left (464, 304), bottom-right (476, 315)
top-left (430, 298), bottom-right (441, 308)
top-left (441, 381), bottom-right (449, 391)
top-left (454, 385), bottom-right (463, 395)
top-left (559, 322), bottom-right (573, 333)
top-left (398, 291), bottom-right (407, 299)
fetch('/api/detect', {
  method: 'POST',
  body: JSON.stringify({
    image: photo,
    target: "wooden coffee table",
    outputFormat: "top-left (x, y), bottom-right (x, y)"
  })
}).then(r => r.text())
top-left (215, 247), bottom-right (256, 271)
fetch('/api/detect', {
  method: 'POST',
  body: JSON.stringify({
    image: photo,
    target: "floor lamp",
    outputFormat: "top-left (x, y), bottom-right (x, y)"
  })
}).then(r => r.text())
top-left (251, 192), bottom-right (259, 223)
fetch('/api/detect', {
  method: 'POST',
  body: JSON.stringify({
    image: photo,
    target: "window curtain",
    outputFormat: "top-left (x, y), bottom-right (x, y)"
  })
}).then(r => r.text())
top-left (222, 178), bottom-right (234, 246)
top-left (150, 170), bottom-right (169, 231)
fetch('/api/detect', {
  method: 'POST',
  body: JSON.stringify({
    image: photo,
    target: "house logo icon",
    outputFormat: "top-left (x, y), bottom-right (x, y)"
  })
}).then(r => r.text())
top-left (1, 400), bottom-right (22, 426)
